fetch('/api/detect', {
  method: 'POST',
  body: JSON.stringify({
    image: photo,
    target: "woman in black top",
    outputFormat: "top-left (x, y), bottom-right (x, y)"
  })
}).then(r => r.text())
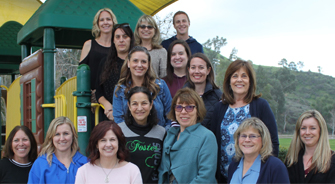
top-left (0, 126), bottom-right (37, 183)
top-left (183, 53), bottom-right (222, 128)
top-left (80, 8), bottom-right (118, 91)
top-left (95, 23), bottom-right (135, 121)
top-left (285, 110), bottom-right (335, 183)
top-left (118, 86), bottom-right (165, 183)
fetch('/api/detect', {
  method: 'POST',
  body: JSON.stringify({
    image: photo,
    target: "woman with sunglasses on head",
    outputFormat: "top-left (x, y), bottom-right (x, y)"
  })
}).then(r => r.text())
top-left (113, 46), bottom-right (172, 130)
top-left (118, 86), bottom-right (166, 183)
top-left (134, 15), bottom-right (167, 78)
top-left (28, 117), bottom-right (88, 184)
top-left (285, 110), bottom-right (335, 183)
top-left (228, 117), bottom-right (289, 184)
top-left (96, 23), bottom-right (135, 121)
top-left (80, 8), bottom-right (117, 92)
top-left (163, 40), bottom-right (191, 98)
top-left (184, 53), bottom-right (222, 129)
top-left (209, 60), bottom-right (279, 183)
top-left (158, 88), bottom-right (217, 183)
top-left (75, 121), bottom-right (142, 184)
top-left (0, 126), bottom-right (37, 183)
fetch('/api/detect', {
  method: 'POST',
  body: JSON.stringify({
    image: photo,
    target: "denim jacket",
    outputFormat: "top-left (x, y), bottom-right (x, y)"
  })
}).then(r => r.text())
top-left (113, 79), bottom-right (172, 129)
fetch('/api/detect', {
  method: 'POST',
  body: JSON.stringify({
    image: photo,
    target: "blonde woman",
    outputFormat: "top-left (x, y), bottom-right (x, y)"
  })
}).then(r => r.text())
top-left (80, 8), bottom-right (117, 91)
top-left (134, 15), bottom-right (167, 78)
top-left (228, 117), bottom-right (289, 184)
top-left (285, 110), bottom-right (335, 183)
top-left (28, 117), bottom-right (88, 184)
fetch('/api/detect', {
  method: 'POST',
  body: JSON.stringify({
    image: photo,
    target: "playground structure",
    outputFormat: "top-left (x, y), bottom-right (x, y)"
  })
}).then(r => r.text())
top-left (0, 0), bottom-right (177, 155)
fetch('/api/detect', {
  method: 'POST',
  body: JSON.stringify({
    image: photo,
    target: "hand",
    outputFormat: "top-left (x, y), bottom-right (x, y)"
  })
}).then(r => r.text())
top-left (106, 109), bottom-right (114, 120)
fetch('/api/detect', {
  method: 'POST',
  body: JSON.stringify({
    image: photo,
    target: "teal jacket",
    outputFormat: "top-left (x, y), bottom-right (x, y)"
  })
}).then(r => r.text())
top-left (158, 123), bottom-right (217, 183)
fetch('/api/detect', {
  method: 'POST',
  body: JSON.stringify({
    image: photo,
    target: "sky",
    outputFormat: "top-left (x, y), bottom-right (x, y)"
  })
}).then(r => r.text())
top-left (156, 0), bottom-right (335, 77)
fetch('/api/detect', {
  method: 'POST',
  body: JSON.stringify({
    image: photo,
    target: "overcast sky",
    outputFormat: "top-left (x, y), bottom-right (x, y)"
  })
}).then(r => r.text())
top-left (156, 0), bottom-right (335, 77)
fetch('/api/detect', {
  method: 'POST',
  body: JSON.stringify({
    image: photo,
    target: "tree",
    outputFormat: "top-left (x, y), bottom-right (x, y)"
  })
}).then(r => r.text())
top-left (203, 36), bottom-right (227, 75)
top-left (317, 66), bottom-right (322, 73)
top-left (278, 58), bottom-right (288, 68)
top-left (55, 48), bottom-right (81, 88)
top-left (297, 61), bottom-right (304, 71)
top-left (154, 12), bottom-right (174, 40)
top-left (228, 47), bottom-right (238, 61)
top-left (0, 97), bottom-right (5, 125)
top-left (275, 67), bottom-right (297, 93)
top-left (288, 62), bottom-right (298, 71)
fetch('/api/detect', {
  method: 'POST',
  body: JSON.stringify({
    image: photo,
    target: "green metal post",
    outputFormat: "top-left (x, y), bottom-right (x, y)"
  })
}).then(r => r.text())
top-left (0, 81), bottom-right (2, 158)
top-left (21, 44), bottom-right (30, 60)
top-left (74, 64), bottom-right (91, 155)
top-left (43, 28), bottom-right (56, 137)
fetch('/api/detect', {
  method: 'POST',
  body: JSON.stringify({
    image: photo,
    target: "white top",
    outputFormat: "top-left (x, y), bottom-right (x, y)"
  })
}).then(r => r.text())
top-left (75, 162), bottom-right (143, 184)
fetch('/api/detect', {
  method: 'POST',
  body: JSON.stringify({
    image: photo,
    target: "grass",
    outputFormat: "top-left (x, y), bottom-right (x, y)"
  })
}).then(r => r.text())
top-left (279, 138), bottom-right (335, 150)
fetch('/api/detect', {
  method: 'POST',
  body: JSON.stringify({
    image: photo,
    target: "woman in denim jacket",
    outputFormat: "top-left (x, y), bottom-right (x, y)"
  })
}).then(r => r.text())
top-left (113, 46), bottom-right (172, 129)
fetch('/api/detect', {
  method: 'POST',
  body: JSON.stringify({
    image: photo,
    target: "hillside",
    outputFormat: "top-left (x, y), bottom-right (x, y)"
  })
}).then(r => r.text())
top-left (214, 57), bottom-right (335, 134)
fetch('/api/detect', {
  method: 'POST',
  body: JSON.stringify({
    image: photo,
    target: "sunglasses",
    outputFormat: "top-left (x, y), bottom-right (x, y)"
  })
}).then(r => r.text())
top-left (139, 25), bottom-right (155, 30)
top-left (114, 23), bottom-right (130, 29)
top-left (174, 105), bottom-right (197, 112)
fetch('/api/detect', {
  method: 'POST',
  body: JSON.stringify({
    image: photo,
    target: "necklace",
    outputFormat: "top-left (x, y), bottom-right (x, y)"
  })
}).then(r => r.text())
top-left (99, 159), bottom-right (119, 183)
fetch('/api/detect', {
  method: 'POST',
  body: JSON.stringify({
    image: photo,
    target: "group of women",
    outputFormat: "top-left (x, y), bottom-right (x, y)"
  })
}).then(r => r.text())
top-left (1, 7), bottom-right (335, 184)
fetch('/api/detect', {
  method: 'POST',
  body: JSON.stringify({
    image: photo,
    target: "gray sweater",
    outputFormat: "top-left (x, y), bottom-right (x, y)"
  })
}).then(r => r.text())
top-left (149, 48), bottom-right (167, 78)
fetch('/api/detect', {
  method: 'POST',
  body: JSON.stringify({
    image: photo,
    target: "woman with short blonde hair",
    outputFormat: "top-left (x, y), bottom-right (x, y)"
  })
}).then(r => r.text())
top-left (228, 117), bottom-right (289, 184)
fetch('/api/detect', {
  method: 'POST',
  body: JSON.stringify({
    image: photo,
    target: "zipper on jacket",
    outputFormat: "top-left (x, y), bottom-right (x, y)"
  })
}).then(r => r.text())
top-left (67, 167), bottom-right (69, 173)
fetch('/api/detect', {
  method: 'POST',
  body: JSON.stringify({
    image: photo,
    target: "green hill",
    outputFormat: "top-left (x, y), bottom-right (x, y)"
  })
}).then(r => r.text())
top-left (214, 57), bottom-right (335, 134)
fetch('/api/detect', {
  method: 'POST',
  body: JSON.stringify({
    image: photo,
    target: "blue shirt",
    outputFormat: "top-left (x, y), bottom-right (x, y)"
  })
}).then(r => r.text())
top-left (230, 155), bottom-right (261, 184)
top-left (28, 151), bottom-right (88, 184)
top-left (113, 79), bottom-right (172, 129)
top-left (161, 35), bottom-right (204, 54)
top-left (220, 104), bottom-right (251, 177)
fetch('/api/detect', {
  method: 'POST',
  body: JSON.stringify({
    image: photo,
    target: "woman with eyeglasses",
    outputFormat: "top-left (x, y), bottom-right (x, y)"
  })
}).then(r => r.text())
top-left (228, 117), bottom-right (289, 184)
top-left (209, 60), bottom-right (279, 183)
top-left (158, 88), bottom-right (217, 183)
top-left (118, 86), bottom-right (166, 183)
top-left (163, 40), bottom-right (191, 98)
top-left (285, 110), bottom-right (335, 183)
top-left (134, 15), bottom-right (167, 78)
top-left (96, 23), bottom-right (134, 121)
top-left (184, 53), bottom-right (222, 129)
top-left (113, 46), bottom-right (172, 129)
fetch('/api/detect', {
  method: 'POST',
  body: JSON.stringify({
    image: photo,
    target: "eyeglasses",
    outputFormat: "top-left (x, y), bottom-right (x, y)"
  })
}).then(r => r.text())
top-left (139, 25), bottom-right (155, 30)
top-left (113, 23), bottom-right (130, 29)
top-left (174, 105), bottom-right (197, 112)
top-left (239, 134), bottom-right (261, 141)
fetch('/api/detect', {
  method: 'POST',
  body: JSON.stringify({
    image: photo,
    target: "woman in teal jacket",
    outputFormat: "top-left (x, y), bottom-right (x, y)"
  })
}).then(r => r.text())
top-left (158, 88), bottom-right (217, 183)
top-left (28, 117), bottom-right (88, 184)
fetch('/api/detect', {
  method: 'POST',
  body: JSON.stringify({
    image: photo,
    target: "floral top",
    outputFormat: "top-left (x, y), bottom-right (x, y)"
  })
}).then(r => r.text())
top-left (220, 104), bottom-right (250, 177)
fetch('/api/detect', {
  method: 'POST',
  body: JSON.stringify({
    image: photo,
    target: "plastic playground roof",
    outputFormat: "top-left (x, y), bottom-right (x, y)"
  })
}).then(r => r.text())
top-left (17, 0), bottom-right (178, 48)
top-left (0, 21), bottom-right (23, 74)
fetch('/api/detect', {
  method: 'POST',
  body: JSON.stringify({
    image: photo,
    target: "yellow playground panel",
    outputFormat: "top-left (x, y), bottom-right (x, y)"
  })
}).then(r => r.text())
top-left (5, 77), bottom-right (21, 138)
top-left (54, 76), bottom-right (77, 127)
top-left (0, 0), bottom-right (42, 26)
